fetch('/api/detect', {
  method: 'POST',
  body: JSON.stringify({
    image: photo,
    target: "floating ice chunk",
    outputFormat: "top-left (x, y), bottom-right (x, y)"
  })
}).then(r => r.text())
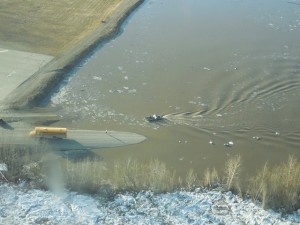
top-left (92, 76), bottom-right (102, 81)
top-left (109, 89), bottom-right (124, 94)
top-left (124, 76), bottom-right (129, 80)
top-left (128, 89), bottom-right (137, 93)
top-left (275, 132), bottom-right (280, 135)
top-left (216, 114), bottom-right (222, 117)
top-left (123, 86), bottom-right (129, 90)
top-left (224, 141), bottom-right (234, 147)
top-left (252, 136), bottom-right (261, 140)
top-left (7, 70), bottom-right (16, 77)
top-left (203, 67), bottom-right (211, 71)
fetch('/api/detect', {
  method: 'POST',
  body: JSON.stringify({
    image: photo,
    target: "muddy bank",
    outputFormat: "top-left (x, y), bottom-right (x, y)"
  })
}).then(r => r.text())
top-left (2, 0), bottom-right (144, 110)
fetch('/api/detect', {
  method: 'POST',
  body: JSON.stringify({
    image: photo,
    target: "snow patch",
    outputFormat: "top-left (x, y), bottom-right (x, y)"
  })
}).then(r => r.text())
top-left (0, 184), bottom-right (299, 225)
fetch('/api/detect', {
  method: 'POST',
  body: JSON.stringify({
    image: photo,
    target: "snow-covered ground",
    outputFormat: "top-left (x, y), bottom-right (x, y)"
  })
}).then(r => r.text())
top-left (0, 183), bottom-right (299, 225)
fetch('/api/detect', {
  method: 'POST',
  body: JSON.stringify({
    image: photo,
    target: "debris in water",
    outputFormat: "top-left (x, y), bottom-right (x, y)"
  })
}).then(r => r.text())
top-left (275, 132), bottom-right (280, 135)
top-left (252, 136), bottom-right (261, 140)
top-left (224, 141), bottom-right (234, 147)
top-left (145, 114), bottom-right (164, 122)
top-left (209, 140), bottom-right (214, 145)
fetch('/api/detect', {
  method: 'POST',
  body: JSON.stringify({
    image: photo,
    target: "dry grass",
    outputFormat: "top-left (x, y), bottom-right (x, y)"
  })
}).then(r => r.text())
top-left (202, 155), bottom-right (241, 192)
top-left (1, 144), bottom-right (299, 213)
top-left (109, 158), bottom-right (176, 193)
top-left (224, 155), bottom-right (241, 192)
top-left (185, 169), bottom-right (199, 190)
top-left (63, 158), bottom-right (108, 193)
top-left (0, 0), bottom-right (122, 55)
top-left (248, 155), bottom-right (300, 212)
top-left (0, 142), bottom-right (46, 185)
top-left (203, 167), bottom-right (220, 188)
top-left (62, 157), bottom-right (177, 194)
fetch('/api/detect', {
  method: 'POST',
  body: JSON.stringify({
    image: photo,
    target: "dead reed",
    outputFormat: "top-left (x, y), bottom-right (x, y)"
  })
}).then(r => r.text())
top-left (0, 141), bottom-right (45, 183)
top-left (224, 155), bottom-right (241, 192)
top-left (1, 139), bottom-right (299, 213)
top-left (248, 155), bottom-right (300, 212)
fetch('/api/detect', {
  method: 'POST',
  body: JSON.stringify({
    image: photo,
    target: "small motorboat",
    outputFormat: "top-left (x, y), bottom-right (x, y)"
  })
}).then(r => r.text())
top-left (145, 114), bottom-right (164, 122)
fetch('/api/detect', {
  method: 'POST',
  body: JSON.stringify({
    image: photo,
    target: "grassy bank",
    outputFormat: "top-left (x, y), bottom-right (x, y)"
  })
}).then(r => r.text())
top-left (0, 144), bottom-right (299, 213)
top-left (0, 0), bottom-right (122, 56)
top-left (2, 0), bottom-right (145, 110)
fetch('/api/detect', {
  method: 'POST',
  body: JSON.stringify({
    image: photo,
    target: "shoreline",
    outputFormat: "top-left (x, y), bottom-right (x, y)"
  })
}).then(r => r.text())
top-left (2, 0), bottom-right (144, 110)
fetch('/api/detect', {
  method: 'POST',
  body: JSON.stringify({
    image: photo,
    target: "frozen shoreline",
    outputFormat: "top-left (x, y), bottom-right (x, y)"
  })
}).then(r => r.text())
top-left (2, 0), bottom-right (144, 110)
top-left (0, 183), bottom-right (299, 225)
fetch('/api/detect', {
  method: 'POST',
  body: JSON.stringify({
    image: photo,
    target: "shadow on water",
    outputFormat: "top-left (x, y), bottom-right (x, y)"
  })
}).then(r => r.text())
top-left (42, 138), bottom-right (102, 162)
top-left (0, 120), bottom-right (14, 130)
top-left (55, 149), bottom-right (102, 162)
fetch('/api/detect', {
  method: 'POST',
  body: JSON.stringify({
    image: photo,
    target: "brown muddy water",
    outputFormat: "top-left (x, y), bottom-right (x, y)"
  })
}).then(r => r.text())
top-left (48, 0), bottom-right (300, 177)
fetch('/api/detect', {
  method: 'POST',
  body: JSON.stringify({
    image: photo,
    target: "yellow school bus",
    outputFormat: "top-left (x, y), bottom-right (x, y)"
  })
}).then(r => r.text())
top-left (29, 127), bottom-right (67, 139)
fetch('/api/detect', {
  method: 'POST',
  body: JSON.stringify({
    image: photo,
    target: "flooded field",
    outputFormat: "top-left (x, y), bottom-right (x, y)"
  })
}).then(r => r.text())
top-left (49, 0), bottom-right (300, 177)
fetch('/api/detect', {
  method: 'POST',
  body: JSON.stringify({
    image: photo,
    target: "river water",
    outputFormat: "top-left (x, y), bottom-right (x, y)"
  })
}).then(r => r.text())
top-left (49, 0), bottom-right (300, 176)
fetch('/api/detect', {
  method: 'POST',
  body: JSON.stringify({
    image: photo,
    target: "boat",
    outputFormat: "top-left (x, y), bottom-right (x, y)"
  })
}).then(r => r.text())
top-left (145, 114), bottom-right (164, 122)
